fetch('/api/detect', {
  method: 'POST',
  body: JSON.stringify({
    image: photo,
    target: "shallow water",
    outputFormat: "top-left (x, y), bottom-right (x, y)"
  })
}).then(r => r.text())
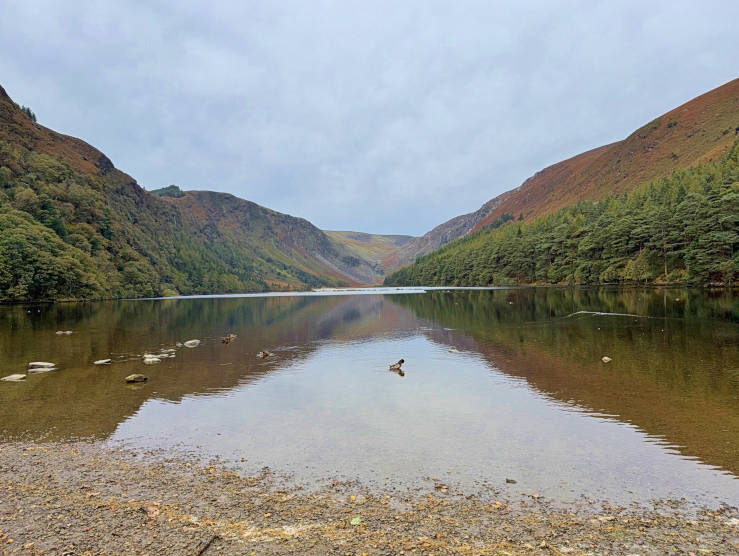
top-left (1, 287), bottom-right (737, 506)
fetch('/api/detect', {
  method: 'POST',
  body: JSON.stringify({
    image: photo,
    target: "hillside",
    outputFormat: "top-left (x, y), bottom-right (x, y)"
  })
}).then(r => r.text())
top-left (0, 84), bottom-right (381, 301)
top-left (392, 78), bottom-right (739, 267)
top-left (324, 231), bottom-right (413, 277)
top-left (385, 141), bottom-right (739, 287)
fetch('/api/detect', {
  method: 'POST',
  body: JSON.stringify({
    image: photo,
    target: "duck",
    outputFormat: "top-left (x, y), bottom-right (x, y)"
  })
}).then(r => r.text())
top-left (256, 350), bottom-right (273, 358)
top-left (221, 333), bottom-right (237, 344)
top-left (389, 359), bottom-right (404, 371)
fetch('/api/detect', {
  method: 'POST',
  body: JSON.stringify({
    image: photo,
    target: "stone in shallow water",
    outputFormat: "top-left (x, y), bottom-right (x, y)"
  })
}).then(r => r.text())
top-left (1, 374), bottom-right (26, 382)
top-left (125, 374), bottom-right (148, 383)
top-left (94, 359), bottom-right (112, 365)
top-left (27, 361), bottom-right (56, 369)
top-left (143, 357), bottom-right (161, 365)
top-left (183, 339), bottom-right (201, 348)
top-left (27, 366), bottom-right (57, 374)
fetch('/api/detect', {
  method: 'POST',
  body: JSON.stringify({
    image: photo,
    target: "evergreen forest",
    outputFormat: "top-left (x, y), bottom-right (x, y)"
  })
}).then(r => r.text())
top-left (385, 141), bottom-right (739, 287)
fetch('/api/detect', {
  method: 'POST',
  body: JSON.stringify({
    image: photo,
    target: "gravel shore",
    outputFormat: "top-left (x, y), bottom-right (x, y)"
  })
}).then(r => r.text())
top-left (0, 441), bottom-right (737, 555)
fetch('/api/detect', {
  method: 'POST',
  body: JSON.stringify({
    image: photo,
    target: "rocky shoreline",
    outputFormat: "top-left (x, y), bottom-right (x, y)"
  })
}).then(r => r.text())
top-left (0, 441), bottom-right (737, 555)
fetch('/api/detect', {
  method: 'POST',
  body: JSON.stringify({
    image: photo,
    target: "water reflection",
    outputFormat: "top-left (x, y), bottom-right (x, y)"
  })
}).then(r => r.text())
top-left (0, 288), bottom-right (737, 505)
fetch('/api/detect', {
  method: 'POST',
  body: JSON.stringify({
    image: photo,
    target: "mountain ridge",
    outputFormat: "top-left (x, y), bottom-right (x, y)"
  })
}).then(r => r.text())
top-left (0, 85), bottom-right (386, 300)
top-left (389, 78), bottom-right (739, 269)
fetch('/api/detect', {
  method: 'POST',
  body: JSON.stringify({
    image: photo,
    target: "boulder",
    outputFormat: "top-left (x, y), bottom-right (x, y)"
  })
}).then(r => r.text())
top-left (125, 374), bottom-right (148, 383)
top-left (1, 374), bottom-right (26, 382)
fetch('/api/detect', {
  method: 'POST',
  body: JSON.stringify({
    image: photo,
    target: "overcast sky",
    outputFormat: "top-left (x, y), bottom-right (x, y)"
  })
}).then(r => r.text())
top-left (1, 1), bottom-right (737, 235)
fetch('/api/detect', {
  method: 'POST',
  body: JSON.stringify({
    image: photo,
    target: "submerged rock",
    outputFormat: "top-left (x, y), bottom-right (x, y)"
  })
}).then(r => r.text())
top-left (28, 362), bottom-right (56, 369)
top-left (27, 366), bottom-right (57, 374)
top-left (94, 359), bottom-right (112, 365)
top-left (125, 374), bottom-right (148, 383)
top-left (183, 339), bottom-right (201, 348)
top-left (1, 374), bottom-right (26, 382)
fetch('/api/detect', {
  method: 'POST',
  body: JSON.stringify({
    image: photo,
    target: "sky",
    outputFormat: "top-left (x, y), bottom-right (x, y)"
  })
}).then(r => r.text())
top-left (1, 1), bottom-right (737, 236)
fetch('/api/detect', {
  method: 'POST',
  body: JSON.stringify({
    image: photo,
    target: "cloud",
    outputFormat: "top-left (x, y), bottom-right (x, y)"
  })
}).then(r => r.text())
top-left (1, 0), bottom-right (737, 235)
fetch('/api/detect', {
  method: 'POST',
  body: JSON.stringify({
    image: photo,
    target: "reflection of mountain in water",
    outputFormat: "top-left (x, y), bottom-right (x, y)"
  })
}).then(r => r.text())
top-left (389, 288), bottom-right (739, 476)
top-left (0, 295), bottom-right (420, 440)
top-left (2, 288), bottom-right (737, 478)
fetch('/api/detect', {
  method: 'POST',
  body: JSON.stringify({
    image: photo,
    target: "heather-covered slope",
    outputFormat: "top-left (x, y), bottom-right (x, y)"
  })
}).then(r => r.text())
top-left (473, 78), bottom-right (739, 232)
top-left (0, 84), bottom-right (380, 301)
top-left (391, 79), bottom-right (739, 268)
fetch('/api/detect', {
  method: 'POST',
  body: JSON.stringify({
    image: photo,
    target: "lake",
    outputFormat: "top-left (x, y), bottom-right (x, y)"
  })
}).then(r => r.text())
top-left (1, 287), bottom-right (737, 507)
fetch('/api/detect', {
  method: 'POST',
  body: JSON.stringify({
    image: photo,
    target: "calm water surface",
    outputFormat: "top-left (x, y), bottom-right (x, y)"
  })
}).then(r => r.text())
top-left (1, 287), bottom-right (737, 506)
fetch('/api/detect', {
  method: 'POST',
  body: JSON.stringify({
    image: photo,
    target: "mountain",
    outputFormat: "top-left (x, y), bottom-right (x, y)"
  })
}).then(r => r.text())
top-left (324, 230), bottom-right (414, 274)
top-left (385, 140), bottom-right (739, 287)
top-left (381, 193), bottom-right (513, 270)
top-left (0, 84), bottom-right (382, 301)
top-left (393, 78), bottom-right (739, 267)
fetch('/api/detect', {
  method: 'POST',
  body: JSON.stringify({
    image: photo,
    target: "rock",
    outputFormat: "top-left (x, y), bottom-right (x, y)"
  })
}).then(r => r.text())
top-left (143, 357), bottom-right (161, 365)
top-left (505, 478), bottom-right (517, 484)
top-left (125, 374), bottom-right (148, 383)
top-left (93, 359), bottom-right (112, 365)
top-left (55, 330), bottom-right (73, 335)
top-left (448, 348), bottom-right (460, 353)
top-left (183, 339), bottom-right (200, 348)
top-left (601, 356), bottom-right (612, 363)
top-left (1, 374), bottom-right (26, 382)
top-left (28, 362), bottom-right (56, 369)
top-left (256, 350), bottom-right (273, 358)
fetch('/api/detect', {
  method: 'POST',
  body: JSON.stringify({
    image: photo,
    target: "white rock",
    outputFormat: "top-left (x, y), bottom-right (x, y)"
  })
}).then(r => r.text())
top-left (28, 362), bottom-right (56, 369)
top-left (1, 374), bottom-right (26, 382)
top-left (143, 357), bottom-right (161, 365)
top-left (183, 339), bottom-right (200, 348)
top-left (94, 359), bottom-right (112, 365)
top-left (601, 356), bottom-right (612, 363)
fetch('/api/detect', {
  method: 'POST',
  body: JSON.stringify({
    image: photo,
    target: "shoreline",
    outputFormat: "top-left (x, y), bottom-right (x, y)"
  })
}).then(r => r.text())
top-left (1, 441), bottom-right (736, 554)
top-left (1, 284), bottom-right (736, 306)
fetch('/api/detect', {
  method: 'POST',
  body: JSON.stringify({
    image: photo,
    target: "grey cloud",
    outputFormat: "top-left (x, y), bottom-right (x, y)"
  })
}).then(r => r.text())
top-left (1, 0), bottom-right (737, 235)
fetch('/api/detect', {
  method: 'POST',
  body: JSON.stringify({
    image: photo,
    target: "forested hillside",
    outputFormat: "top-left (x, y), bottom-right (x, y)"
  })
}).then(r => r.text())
top-left (385, 141), bottom-right (739, 287)
top-left (0, 84), bottom-right (380, 301)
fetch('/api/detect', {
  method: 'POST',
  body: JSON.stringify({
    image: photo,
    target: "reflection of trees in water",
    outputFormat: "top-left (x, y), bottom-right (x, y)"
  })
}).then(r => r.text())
top-left (0, 295), bottom-right (415, 440)
top-left (390, 287), bottom-right (739, 475)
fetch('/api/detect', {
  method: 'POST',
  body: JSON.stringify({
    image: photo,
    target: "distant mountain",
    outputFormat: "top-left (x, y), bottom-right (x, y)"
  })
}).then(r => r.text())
top-left (392, 78), bottom-right (739, 267)
top-left (0, 84), bottom-right (382, 301)
top-left (324, 231), bottom-right (413, 276)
